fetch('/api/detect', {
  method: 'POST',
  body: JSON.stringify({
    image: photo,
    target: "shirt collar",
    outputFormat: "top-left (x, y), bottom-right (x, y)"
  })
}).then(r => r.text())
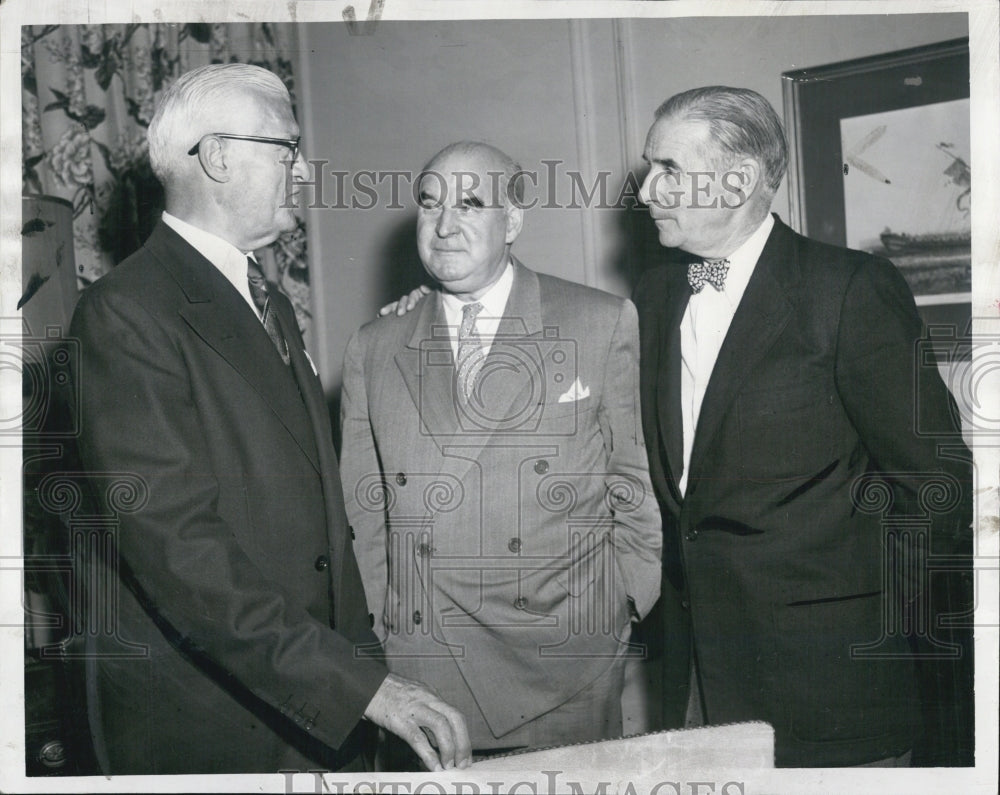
top-left (708, 213), bottom-right (774, 305)
top-left (727, 213), bottom-right (774, 272)
top-left (161, 211), bottom-right (253, 280)
top-left (440, 260), bottom-right (514, 320)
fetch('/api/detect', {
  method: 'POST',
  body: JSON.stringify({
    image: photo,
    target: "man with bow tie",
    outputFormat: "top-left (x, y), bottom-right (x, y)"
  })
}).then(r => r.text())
top-left (339, 141), bottom-right (661, 765)
top-left (633, 86), bottom-right (973, 767)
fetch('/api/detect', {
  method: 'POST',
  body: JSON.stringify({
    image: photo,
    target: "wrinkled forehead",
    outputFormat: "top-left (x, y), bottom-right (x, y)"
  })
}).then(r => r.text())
top-left (419, 150), bottom-right (507, 201)
top-left (644, 114), bottom-right (712, 157)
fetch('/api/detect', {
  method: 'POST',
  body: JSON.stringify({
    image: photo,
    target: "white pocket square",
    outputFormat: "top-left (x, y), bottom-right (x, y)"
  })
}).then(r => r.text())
top-left (558, 378), bottom-right (590, 403)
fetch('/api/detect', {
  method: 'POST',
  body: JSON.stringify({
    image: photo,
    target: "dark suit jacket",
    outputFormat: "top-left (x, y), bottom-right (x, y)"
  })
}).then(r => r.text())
top-left (68, 221), bottom-right (387, 774)
top-left (634, 216), bottom-right (972, 767)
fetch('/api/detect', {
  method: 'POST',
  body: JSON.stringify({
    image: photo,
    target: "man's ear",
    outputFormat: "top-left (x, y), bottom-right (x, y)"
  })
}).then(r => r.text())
top-left (742, 157), bottom-right (764, 196)
top-left (724, 157), bottom-right (763, 207)
top-left (505, 203), bottom-right (524, 244)
top-left (196, 135), bottom-right (231, 184)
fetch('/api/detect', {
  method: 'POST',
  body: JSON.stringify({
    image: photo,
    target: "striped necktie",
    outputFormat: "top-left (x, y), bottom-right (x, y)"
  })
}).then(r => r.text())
top-left (456, 301), bottom-right (485, 402)
top-left (246, 257), bottom-right (290, 365)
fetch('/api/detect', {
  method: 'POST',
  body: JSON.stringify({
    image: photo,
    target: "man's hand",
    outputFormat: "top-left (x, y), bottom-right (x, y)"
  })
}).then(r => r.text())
top-left (377, 284), bottom-right (431, 317)
top-left (364, 673), bottom-right (472, 771)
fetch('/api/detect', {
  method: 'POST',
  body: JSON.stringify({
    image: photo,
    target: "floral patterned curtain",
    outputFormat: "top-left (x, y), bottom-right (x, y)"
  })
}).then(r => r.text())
top-left (21, 22), bottom-right (311, 333)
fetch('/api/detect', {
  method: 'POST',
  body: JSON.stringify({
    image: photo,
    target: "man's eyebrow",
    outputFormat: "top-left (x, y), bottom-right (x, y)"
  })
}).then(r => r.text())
top-left (417, 189), bottom-right (439, 203)
top-left (647, 157), bottom-right (681, 170)
top-left (460, 194), bottom-right (485, 208)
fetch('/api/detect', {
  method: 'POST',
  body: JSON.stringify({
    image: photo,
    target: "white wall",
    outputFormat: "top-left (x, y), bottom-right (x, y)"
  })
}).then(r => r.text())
top-left (297, 13), bottom-right (969, 395)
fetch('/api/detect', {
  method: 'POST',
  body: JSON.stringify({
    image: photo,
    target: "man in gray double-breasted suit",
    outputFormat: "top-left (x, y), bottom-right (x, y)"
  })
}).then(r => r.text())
top-left (340, 142), bottom-right (661, 761)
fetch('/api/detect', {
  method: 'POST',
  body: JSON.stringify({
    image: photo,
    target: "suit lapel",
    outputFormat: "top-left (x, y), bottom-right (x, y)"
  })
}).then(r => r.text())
top-left (271, 292), bottom-right (352, 594)
top-left (396, 291), bottom-right (461, 443)
top-left (475, 258), bottom-right (544, 429)
top-left (442, 260), bottom-right (545, 486)
top-left (146, 222), bottom-right (321, 473)
top-left (655, 268), bottom-right (690, 504)
top-left (395, 260), bottom-right (545, 483)
top-left (687, 219), bottom-right (797, 483)
top-left (272, 293), bottom-right (330, 479)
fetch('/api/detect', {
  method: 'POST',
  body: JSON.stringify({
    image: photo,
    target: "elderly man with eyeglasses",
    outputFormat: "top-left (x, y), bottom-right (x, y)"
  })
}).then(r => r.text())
top-left (68, 62), bottom-right (470, 776)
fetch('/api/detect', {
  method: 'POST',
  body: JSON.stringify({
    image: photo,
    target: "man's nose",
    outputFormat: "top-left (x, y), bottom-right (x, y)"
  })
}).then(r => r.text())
top-left (638, 171), bottom-right (653, 206)
top-left (436, 205), bottom-right (459, 235)
top-left (291, 150), bottom-right (309, 181)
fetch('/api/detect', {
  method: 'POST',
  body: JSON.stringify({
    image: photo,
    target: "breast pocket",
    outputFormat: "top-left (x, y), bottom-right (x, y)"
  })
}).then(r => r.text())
top-left (527, 398), bottom-right (597, 438)
top-left (737, 380), bottom-right (851, 480)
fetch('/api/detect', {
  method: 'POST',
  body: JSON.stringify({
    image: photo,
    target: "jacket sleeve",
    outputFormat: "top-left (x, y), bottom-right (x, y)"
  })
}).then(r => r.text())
top-left (69, 285), bottom-right (387, 752)
top-left (597, 298), bottom-right (663, 619)
top-left (339, 328), bottom-right (390, 637)
top-left (834, 256), bottom-right (973, 550)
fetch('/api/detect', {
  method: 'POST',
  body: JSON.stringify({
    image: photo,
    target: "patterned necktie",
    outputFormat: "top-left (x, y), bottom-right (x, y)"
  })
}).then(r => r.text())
top-left (246, 257), bottom-right (290, 365)
top-left (687, 258), bottom-right (730, 294)
top-left (455, 301), bottom-right (485, 402)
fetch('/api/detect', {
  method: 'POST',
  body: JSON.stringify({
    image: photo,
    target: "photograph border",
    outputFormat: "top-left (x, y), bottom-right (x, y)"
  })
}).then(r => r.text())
top-left (2, 2), bottom-right (998, 794)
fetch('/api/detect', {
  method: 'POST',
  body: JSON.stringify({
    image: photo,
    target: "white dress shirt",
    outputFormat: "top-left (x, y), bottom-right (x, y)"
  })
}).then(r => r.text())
top-left (440, 261), bottom-right (514, 360)
top-left (678, 214), bottom-right (774, 495)
top-left (161, 212), bottom-right (259, 316)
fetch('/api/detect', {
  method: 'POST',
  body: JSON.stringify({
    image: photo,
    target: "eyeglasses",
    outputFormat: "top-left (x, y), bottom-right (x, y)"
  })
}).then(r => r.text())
top-left (187, 133), bottom-right (301, 161)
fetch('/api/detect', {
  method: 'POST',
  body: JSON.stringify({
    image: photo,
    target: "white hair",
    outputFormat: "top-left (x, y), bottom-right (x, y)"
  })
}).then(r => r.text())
top-left (147, 63), bottom-right (290, 188)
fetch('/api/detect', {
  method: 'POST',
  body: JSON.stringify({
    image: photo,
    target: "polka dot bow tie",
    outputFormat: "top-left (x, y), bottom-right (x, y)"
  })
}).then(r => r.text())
top-left (687, 258), bottom-right (730, 293)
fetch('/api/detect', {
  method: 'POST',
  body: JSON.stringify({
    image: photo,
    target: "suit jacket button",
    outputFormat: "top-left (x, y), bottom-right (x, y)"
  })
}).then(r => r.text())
top-left (508, 538), bottom-right (522, 553)
top-left (396, 472), bottom-right (407, 486)
top-left (412, 610), bottom-right (422, 625)
top-left (533, 460), bottom-right (549, 475)
top-left (681, 599), bottom-right (690, 610)
top-left (314, 555), bottom-right (330, 571)
top-left (514, 597), bottom-right (528, 610)
top-left (685, 530), bottom-right (698, 542)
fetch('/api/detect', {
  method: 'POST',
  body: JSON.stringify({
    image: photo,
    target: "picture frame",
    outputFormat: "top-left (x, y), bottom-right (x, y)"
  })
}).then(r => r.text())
top-left (782, 38), bottom-right (971, 339)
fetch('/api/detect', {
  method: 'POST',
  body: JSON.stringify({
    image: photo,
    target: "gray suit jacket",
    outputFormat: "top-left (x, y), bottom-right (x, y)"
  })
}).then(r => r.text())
top-left (340, 259), bottom-right (661, 738)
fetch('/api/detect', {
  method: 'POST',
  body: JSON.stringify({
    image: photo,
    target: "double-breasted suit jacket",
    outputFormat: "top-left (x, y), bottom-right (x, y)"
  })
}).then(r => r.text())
top-left (340, 260), bottom-right (661, 740)
top-left (634, 216), bottom-right (972, 767)
top-left (68, 222), bottom-right (387, 774)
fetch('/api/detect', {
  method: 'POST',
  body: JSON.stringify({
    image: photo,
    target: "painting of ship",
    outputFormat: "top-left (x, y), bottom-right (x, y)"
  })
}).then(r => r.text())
top-left (873, 228), bottom-right (971, 297)
top-left (868, 142), bottom-right (972, 298)
top-left (879, 229), bottom-right (971, 254)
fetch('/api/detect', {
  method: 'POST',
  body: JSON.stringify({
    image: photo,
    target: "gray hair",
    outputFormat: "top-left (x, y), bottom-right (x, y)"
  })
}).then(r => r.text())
top-left (655, 86), bottom-right (788, 194)
top-left (148, 63), bottom-right (290, 188)
top-left (421, 140), bottom-right (525, 206)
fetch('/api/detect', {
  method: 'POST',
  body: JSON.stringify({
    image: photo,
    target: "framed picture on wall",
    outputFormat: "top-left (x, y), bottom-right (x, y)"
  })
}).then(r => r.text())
top-left (781, 38), bottom-right (971, 345)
